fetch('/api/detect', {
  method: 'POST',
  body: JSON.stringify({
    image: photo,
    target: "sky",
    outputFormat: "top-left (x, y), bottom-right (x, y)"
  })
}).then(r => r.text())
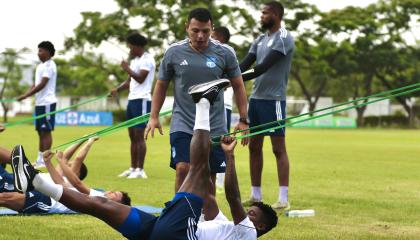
top-left (0, 0), bottom-right (384, 63)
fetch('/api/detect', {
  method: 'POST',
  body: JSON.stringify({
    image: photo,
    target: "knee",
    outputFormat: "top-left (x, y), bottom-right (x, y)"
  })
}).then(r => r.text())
top-left (272, 146), bottom-right (287, 159)
top-left (176, 163), bottom-right (190, 176)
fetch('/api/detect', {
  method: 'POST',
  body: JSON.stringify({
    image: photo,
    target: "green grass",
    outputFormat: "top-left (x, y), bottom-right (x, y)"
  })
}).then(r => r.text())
top-left (1, 126), bottom-right (419, 239)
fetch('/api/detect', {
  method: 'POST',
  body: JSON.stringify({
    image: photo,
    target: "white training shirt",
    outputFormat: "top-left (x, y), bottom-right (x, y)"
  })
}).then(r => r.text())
top-left (128, 52), bottom-right (156, 101)
top-left (35, 59), bottom-right (57, 106)
top-left (224, 87), bottom-right (233, 110)
top-left (196, 211), bottom-right (257, 240)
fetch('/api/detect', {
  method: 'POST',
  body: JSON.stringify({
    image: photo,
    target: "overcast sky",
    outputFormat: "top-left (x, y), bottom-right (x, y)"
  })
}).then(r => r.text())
top-left (0, 0), bottom-right (381, 62)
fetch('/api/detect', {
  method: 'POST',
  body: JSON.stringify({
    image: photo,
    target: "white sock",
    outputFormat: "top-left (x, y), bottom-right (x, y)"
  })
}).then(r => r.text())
top-left (216, 173), bottom-right (225, 188)
top-left (129, 167), bottom-right (134, 172)
top-left (279, 186), bottom-right (288, 203)
top-left (37, 152), bottom-right (44, 163)
top-left (251, 186), bottom-right (262, 201)
top-left (194, 98), bottom-right (210, 131)
top-left (134, 168), bottom-right (141, 172)
top-left (33, 174), bottom-right (63, 201)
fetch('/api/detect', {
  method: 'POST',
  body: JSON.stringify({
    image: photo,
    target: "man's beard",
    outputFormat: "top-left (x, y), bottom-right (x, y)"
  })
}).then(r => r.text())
top-left (261, 19), bottom-right (275, 30)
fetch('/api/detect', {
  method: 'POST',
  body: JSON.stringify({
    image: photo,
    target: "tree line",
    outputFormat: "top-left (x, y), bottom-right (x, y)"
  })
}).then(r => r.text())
top-left (1, 0), bottom-right (419, 126)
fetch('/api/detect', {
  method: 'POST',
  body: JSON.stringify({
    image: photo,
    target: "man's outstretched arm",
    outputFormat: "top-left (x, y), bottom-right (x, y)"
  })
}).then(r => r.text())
top-left (56, 151), bottom-right (90, 194)
top-left (221, 136), bottom-right (247, 225)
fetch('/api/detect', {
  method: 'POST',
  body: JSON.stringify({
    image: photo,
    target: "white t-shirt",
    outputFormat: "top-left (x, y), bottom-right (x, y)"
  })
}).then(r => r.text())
top-left (35, 59), bottom-right (57, 106)
top-left (128, 52), bottom-right (156, 100)
top-left (224, 87), bottom-right (233, 110)
top-left (196, 211), bottom-right (257, 240)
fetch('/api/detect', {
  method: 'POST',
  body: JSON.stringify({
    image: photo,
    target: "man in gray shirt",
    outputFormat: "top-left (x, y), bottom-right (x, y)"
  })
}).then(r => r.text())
top-left (145, 8), bottom-right (249, 202)
top-left (240, 1), bottom-right (295, 211)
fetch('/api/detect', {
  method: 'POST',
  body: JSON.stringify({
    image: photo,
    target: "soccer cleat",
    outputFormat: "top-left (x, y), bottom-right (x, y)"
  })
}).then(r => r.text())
top-left (118, 169), bottom-right (133, 177)
top-left (188, 78), bottom-right (230, 105)
top-left (271, 201), bottom-right (291, 211)
top-left (11, 145), bottom-right (38, 193)
top-left (242, 197), bottom-right (262, 207)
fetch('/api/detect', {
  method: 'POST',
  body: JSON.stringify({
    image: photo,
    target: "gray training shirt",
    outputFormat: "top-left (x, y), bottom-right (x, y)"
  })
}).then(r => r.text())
top-left (249, 27), bottom-right (295, 101)
top-left (158, 38), bottom-right (242, 136)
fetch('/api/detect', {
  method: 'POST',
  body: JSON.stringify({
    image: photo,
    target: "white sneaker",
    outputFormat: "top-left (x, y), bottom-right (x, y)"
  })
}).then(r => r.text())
top-left (118, 169), bottom-right (133, 177)
top-left (34, 160), bottom-right (46, 169)
top-left (127, 170), bottom-right (141, 179)
top-left (139, 169), bottom-right (148, 179)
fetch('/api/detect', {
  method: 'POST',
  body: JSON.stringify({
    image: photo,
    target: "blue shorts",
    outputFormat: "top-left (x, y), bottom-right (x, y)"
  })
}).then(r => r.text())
top-left (116, 207), bottom-right (158, 240)
top-left (249, 98), bottom-right (286, 136)
top-left (170, 132), bottom-right (226, 174)
top-left (0, 166), bottom-right (14, 192)
top-left (116, 192), bottom-right (202, 240)
top-left (35, 103), bottom-right (56, 131)
top-left (225, 108), bottom-right (232, 132)
top-left (21, 191), bottom-right (52, 214)
top-left (126, 98), bottom-right (151, 129)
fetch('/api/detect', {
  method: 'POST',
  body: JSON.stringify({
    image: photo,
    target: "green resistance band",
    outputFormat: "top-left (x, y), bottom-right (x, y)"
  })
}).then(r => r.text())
top-left (53, 108), bottom-right (172, 151)
top-left (3, 94), bottom-right (109, 127)
top-left (0, 99), bottom-right (17, 103)
top-left (212, 86), bottom-right (420, 145)
top-left (214, 82), bottom-right (420, 141)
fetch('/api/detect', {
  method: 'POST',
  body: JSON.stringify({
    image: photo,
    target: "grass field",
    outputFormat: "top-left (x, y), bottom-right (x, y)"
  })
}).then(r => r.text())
top-left (0, 125), bottom-right (419, 239)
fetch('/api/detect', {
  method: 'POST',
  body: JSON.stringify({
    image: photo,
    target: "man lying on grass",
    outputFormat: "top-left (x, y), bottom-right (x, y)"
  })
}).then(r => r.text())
top-left (0, 138), bottom-right (130, 214)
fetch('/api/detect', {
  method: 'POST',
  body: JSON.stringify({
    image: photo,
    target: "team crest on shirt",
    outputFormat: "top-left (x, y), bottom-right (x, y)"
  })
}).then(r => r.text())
top-left (206, 56), bottom-right (217, 68)
top-left (267, 39), bottom-right (274, 47)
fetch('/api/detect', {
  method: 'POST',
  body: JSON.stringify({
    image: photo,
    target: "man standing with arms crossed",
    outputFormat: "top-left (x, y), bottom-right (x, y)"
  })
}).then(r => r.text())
top-left (146, 8), bottom-right (249, 197)
top-left (111, 32), bottom-right (155, 179)
top-left (17, 41), bottom-right (57, 168)
top-left (240, 1), bottom-right (295, 210)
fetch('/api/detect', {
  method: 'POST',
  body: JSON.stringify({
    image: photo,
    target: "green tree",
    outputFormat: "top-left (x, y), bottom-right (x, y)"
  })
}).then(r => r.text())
top-left (0, 48), bottom-right (30, 122)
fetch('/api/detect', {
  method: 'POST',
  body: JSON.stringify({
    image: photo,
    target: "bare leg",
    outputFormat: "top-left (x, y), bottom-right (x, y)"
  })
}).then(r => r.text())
top-left (38, 131), bottom-right (53, 152)
top-left (59, 188), bottom-right (131, 228)
top-left (128, 128), bottom-right (146, 169)
top-left (0, 147), bottom-right (11, 165)
top-left (249, 135), bottom-right (264, 187)
top-left (175, 162), bottom-right (189, 192)
top-left (0, 192), bottom-right (25, 211)
top-left (178, 130), bottom-right (211, 199)
top-left (270, 136), bottom-right (289, 186)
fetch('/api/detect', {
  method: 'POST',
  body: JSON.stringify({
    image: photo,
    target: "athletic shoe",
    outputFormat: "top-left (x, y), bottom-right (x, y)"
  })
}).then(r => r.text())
top-left (188, 78), bottom-right (230, 105)
top-left (127, 170), bottom-right (142, 179)
top-left (139, 169), bottom-right (148, 179)
top-left (271, 201), bottom-right (291, 211)
top-left (11, 145), bottom-right (38, 193)
top-left (242, 197), bottom-right (262, 207)
top-left (118, 169), bottom-right (133, 177)
top-left (34, 160), bottom-right (46, 169)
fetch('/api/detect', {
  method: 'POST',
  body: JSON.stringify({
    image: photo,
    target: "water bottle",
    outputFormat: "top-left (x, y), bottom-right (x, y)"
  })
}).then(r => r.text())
top-left (285, 209), bottom-right (315, 217)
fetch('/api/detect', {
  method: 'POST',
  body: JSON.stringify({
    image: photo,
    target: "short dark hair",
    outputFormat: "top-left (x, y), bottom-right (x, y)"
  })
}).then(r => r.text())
top-left (265, 1), bottom-right (284, 20)
top-left (121, 192), bottom-right (131, 206)
top-left (78, 163), bottom-right (88, 181)
top-left (214, 26), bottom-right (231, 43)
top-left (252, 202), bottom-right (278, 237)
top-left (188, 8), bottom-right (213, 23)
top-left (126, 32), bottom-right (148, 47)
top-left (38, 41), bottom-right (55, 57)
